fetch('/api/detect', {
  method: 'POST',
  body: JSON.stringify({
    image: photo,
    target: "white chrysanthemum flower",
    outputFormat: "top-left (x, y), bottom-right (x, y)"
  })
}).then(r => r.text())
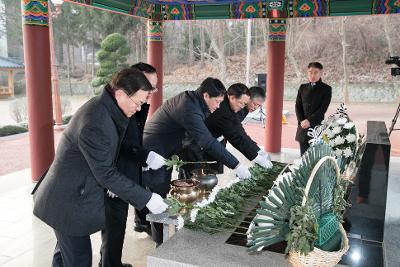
top-left (329, 140), bottom-right (335, 147)
top-left (177, 215), bottom-right (185, 230)
top-left (327, 130), bottom-right (335, 139)
top-left (343, 147), bottom-right (353, 158)
top-left (335, 149), bottom-right (343, 157)
top-left (207, 191), bottom-right (217, 203)
top-left (337, 117), bottom-right (348, 125)
top-left (343, 122), bottom-right (355, 129)
top-left (190, 208), bottom-right (199, 223)
top-left (324, 128), bottom-right (332, 136)
top-left (334, 135), bottom-right (345, 146)
top-left (332, 126), bottom-right (342, 135)
top-left (196, 199), bottom-right (209, 208)
top-left (346, 134), bottom-right (356, 143)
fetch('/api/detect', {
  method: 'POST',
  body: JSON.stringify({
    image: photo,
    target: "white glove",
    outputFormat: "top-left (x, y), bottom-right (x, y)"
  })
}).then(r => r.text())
top-left (106, 190), bottom-right (118, 198)
top-left (257, 149), bottom-right (269, 157)
top-left (146, 151), bottom-right (166, 170)
top-left (235, 164), bottom-right (251, 180)
top-left (254, 151), bottom-right (273, 169)
top-left (146, 193), bottom-right (168, 214)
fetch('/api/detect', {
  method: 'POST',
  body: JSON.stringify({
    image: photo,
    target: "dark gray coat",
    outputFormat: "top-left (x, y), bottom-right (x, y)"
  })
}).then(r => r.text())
top-left (144, 90), bottom-right (238, 167)
top-left (295, 80), bottom-right (332, 143)
top-left (142, 90), bottom-right (239, 188)
top-left (33, 90), bottom-right (152, 236)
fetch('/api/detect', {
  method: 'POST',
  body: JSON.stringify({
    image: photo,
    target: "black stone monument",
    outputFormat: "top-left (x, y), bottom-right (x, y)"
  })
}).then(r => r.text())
top-left (341, 121), bottom-right (391, 267)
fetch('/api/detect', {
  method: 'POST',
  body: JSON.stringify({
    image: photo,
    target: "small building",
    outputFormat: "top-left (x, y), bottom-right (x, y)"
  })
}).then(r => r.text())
top-left (0, 56), bottom-right (24, 98)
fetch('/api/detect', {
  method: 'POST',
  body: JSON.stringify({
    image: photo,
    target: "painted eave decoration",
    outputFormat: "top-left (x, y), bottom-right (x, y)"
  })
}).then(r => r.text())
top-left (65, 0), bottom-right (400, 20)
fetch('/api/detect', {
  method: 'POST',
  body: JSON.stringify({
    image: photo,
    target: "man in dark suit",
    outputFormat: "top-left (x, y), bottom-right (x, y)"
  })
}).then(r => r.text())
top-left (237, 86), bottom-right (266, 121)
top-left (180, 83), bottom-right (272, 175)
top-left (99, 63), bottom-right (160, 267)
top-left (142, 78), bottom-right (252, 244)
top-left (32, 68), bottom-right (168, 267)
top-left (295, 62), bottom-right (332, 155)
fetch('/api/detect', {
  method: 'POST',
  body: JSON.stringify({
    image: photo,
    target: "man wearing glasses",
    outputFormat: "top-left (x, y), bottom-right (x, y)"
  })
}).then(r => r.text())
top-left (32, 68), bottom-right (168, 267)
top-left (100, 63), bottom-right (162, 267)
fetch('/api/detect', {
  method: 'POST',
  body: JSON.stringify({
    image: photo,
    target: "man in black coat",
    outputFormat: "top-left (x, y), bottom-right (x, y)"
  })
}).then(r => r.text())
top-left (237, 86), bottom-right (266, 121)
top-left (142, 78), bottom-right (252, 244)
top-left (99, 63), bottom-right (160, 267)
top-left (295, 62), bottom-right (332, 155)
top-left (181, 84), bottom-right (272, 175)
top-left (32, 69), bottom-right (168, 267)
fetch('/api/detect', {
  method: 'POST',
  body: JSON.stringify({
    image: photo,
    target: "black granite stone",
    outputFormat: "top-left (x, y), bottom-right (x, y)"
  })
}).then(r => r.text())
top-left (340, 238), bottom-right (384, 267)
top-left (345, 121), bottom-right (391, 243)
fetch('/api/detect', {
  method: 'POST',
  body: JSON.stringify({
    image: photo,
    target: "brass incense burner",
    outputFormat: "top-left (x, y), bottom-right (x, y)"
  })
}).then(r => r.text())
top-left (191, 168), bottom-right (218, 199)
top-left (169, 179), bottom-right (200, 205)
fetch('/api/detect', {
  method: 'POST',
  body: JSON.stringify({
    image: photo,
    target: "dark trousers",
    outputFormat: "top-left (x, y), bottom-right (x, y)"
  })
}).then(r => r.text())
top-left (100, 195), bottom-right (129, 267)
top-left (134, 207), bottom-right (150, 227)
top-left (299, 141), bottom-right (310, 156)
top-left (142, 166), bottom-right (172, 244)
top-left (52, 230), bottom-right (92, 267)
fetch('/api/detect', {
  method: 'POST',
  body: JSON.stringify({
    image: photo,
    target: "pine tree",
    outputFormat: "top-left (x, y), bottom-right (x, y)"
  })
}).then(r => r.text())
top-left (91, 33), bottom-right (130, 94)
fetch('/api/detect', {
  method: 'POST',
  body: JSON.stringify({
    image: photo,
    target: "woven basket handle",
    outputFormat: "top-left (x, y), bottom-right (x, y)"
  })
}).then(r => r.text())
top-left (302, 156), bottom-right (340, 206)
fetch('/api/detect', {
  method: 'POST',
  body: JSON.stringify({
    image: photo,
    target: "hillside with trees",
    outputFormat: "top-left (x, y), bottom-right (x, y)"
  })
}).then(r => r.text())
top-left (1, 0), bottom-right (399, 102)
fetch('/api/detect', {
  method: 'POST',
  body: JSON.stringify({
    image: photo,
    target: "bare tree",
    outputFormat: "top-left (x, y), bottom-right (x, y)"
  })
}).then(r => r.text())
top-left (286, 19), bottom-right (302, 83)
top-left (339, 17), bottom-right (349, 105)
top-left (199, 23), bottom-right (206, 68)
top-left (384, 16), bottom-right (394, 56)
top-left (188, 21), bottom-right (194, 65)
top-left (206, 21), bottom-right (226, 80)
top-left (245, 20), bottom-right (252, 86)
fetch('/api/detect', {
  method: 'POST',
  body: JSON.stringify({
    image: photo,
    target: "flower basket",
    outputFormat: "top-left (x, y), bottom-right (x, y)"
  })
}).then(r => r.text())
top-left (288, 224), bottom-right (349, 267)
top-left (288, 156), bottom-right (349, 267)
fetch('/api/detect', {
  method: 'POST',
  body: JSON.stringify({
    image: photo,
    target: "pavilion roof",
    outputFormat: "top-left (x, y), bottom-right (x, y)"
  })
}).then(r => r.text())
top-left (66, 0), bottom-right (400, 20)
top-left (0, 57), bottom-right (24, 70)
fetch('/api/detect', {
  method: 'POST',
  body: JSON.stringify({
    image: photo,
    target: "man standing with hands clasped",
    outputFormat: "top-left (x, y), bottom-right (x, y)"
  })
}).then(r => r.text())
top-left (295, 62), bottom-right (332, 155)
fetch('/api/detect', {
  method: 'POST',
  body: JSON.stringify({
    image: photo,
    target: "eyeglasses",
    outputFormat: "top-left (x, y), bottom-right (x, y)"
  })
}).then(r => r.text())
top-left (124, 91), bottom-right (145, 107)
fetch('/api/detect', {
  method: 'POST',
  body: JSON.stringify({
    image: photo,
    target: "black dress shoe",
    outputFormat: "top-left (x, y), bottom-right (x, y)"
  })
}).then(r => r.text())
top-left (99, 262), bottom-right (132, 267)
top-left (134, 224), bottom-right (152, 236)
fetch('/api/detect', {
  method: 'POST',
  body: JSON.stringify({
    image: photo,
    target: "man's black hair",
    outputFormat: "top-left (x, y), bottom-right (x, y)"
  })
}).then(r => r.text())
top-left (107, 68), bottom-right (152, 96)
top-left (130, 62), bottom-right (157, 74)
top-left (198, 77), bottom-right (226, 97)
top-left (227, 83), bottom-right (250, 98)
top-left (248, 86), bottom-right (266, 100)
top-left (307, 62), bottom-right (323, 70)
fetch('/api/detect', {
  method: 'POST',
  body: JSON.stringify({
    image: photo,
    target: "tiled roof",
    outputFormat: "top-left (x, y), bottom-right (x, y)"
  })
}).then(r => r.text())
top-left (0, 56), bottom-right (24, 69)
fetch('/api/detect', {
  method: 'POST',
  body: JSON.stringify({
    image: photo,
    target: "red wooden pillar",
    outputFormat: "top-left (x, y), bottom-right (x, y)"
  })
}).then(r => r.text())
top-left (147, 20), bottom-right (163, 117)
top-left (22, 0), bottom-right (54, 181)
top-left (264, 19), bottom-right (287, 153)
